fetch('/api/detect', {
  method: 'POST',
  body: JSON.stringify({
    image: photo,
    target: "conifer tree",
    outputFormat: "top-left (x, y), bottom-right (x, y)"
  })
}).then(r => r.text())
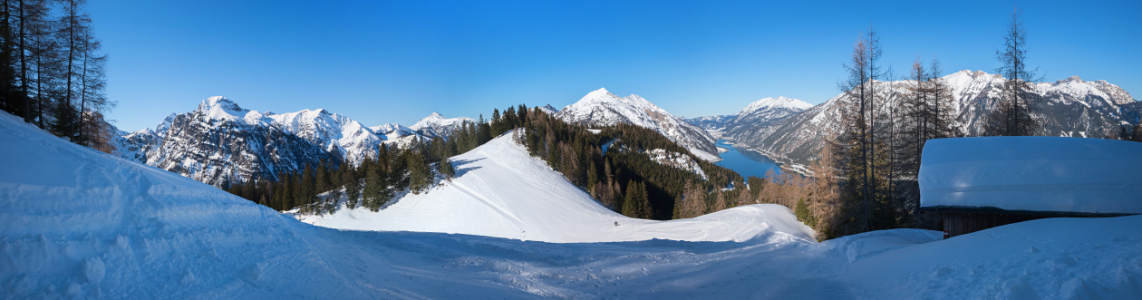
top-left (298, 164), bottom-right (314, 214)
top-left (491, 108), bottom-right (502, 136)
top-left (242, 178), bottom-right (256, 201)
top-left (315, 159), bottom-right (330, 195)
top-left (407, 147), bottom-right (432, 194)
top-left (344, 161), bottom-right (360, 209)
top-left (622, 180), bottom-right (651, 219)
top-left (985, 6), bottom-right (1042, 137)
top-left (362, 158), bottom-right (381, 211)
top-left (712, 190), bottom-right (727, 212)
top-left (438, 157), bottom-right (455, 181)
top-left (586, 160), bottom-right (598, 197)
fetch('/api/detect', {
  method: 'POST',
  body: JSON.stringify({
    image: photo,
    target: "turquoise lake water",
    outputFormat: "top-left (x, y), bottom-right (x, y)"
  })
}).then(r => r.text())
top-left (714, 140), bottom-right (783, 180)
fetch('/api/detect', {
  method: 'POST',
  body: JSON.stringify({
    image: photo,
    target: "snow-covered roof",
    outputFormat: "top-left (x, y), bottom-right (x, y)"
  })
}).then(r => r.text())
top-left (919, 137), bottom-right (1142, 214)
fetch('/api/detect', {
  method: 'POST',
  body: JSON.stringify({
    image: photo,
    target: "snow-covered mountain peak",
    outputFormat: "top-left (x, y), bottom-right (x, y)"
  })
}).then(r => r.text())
top-left (1054, 75), bottom-right (1085, 86)
top-left (741, 96), bottom-right (813, 114)
top-left (584, 87), bottom-right (615, 99)
top-left (197, 96), bottom-right (246, 118)
top-left (409, 112), bottom-right (474, 139)
top-left (556, 89), bottom-right (721, 162)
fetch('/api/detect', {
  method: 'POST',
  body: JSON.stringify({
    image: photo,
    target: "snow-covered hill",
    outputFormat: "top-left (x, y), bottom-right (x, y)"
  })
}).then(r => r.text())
top-left (3, 110), bottom-right (1141, 299)
top-left (114, 96), bottom-right (472, 185)
top-left (556, 88), bottom-right (721, 162)
top-left (295, 131), bottom-right (797, 243)
top-left (733, 71), bottom-right (1141, 166)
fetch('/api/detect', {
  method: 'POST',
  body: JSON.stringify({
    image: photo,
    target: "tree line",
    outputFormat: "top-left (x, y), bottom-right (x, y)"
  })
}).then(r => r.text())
top-left (224, 106), bottom-right (521, 214)
top-left (0, 0), bottom-right (113, 152)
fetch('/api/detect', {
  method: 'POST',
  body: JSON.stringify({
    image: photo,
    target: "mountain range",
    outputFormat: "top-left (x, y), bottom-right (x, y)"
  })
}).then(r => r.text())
top-left (107, 70), bottom-right (1139, 187)
top-left (684, 96), bottom-right (813, 140)
top-left (113, 96), bottom-right (472, 186)
top-left (698, 70), bottom-right (1141, 169)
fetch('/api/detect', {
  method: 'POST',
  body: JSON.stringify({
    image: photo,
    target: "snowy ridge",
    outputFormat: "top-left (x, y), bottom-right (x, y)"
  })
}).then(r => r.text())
top-left (268, 108), bottom-right (383, 165)
top-left (295, 133), bottom-right (781, 243)
top-left (739, 96), bottom-right (814, 115)
top-left (408, 112), bottom-right (474, 138)
top-left (115, 97), bottom-right (463, 185)
top-left (3, 110), bottom-right (1141, 298)
top-left (685, 96), bottom-right (814, 141)
top-left (556, 88), bottom-right (721, 162)
top-left (535, 104), bottom-right (558, 115)
top-left (732, 70), bottom-right (1141, 165)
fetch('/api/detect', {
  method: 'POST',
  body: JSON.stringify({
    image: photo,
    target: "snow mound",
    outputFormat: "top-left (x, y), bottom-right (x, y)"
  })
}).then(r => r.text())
top-left (295, 132), bottom-right (812, 243)
top-left (920, 137), bottom-right (1142, 214)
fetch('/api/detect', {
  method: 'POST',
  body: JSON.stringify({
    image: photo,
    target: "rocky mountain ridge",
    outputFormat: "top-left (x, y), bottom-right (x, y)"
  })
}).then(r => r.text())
top-left (114, 97), bottom-right (471, 186)
top-left (723, 70), bottom-right (1140, 168)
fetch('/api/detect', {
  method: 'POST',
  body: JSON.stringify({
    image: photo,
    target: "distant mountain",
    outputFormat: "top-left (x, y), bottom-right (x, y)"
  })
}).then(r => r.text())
top-left (409, 112), bottom-right (474, 139)
top-left (685, 96), bottom-right (813, 140)
top-left (115, 97), bottom-right (471, 186)
top-left (683, 114), bottom-right (736, 139)
top-left (734, 70), bottom-right (1140, 167)
top-left (535, 104), bottom-right (558, 116)
top-left (555, 88), bottom-right (721, 162)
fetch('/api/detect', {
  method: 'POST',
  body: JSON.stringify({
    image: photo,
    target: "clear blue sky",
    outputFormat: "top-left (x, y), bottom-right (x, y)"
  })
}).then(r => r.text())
top-left (90, 0), bottom-right (1141, 132)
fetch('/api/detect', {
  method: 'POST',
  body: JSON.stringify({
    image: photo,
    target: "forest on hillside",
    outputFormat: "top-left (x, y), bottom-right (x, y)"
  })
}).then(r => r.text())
top-left (0, 0), bottom-right (114, 152)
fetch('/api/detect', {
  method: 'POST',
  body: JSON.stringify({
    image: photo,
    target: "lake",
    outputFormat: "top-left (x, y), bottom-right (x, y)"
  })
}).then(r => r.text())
top-left (714, 140), bottom-right (783, 180)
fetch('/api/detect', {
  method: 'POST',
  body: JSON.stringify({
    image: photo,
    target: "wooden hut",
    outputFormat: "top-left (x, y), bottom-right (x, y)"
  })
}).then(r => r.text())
top-left (918, 137), bottom-right (1142, 238)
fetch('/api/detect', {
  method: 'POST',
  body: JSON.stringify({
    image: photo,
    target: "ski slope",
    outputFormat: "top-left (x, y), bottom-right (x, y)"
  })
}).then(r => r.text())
top-left (2, 111), bottom-right (1140, 299)
top-left (294, 132), bottom-right (811, 243)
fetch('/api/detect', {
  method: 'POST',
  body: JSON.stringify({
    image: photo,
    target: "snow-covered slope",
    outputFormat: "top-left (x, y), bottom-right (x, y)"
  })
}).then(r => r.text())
top-left (295, 132), bottom-right (802, 243)
top-left (556, 88), bottom-right (721, 162)
top-left (735, 71), bottom-right (1141, 166)
top-left (3, 110), bottom-right (1140, 299)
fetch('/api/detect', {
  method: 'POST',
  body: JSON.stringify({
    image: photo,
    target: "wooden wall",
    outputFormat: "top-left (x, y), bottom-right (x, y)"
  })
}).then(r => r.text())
top-left (941, 212), bottom-right (1049, 238)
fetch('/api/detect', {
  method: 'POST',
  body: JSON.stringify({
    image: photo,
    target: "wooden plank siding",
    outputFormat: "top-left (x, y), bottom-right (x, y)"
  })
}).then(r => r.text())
top-left (941, 212), bottom-right (1048, 238)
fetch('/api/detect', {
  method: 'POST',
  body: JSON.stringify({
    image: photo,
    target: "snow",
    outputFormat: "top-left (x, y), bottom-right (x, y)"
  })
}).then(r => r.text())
top-left (556, 88), bottom-right (722, 162)
top-left (919, 137), bottom-right (1142, 214)
top-left (120, 97), bottom-right (467, 183)
top-left (408, 112), bottom-right (474, 138)
top-left (3, 110), bottom-right (1140, 299)
top-left (740, 96), bottom-right (813, 115)
top-left (644, 148), bottom-right (708, 180)
top-left (295, 133), bottom-right (771, 243)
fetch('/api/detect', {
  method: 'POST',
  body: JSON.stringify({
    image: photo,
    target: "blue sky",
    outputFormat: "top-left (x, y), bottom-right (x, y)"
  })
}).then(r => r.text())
top-left (91, 0), bottom-right (1141, 132)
